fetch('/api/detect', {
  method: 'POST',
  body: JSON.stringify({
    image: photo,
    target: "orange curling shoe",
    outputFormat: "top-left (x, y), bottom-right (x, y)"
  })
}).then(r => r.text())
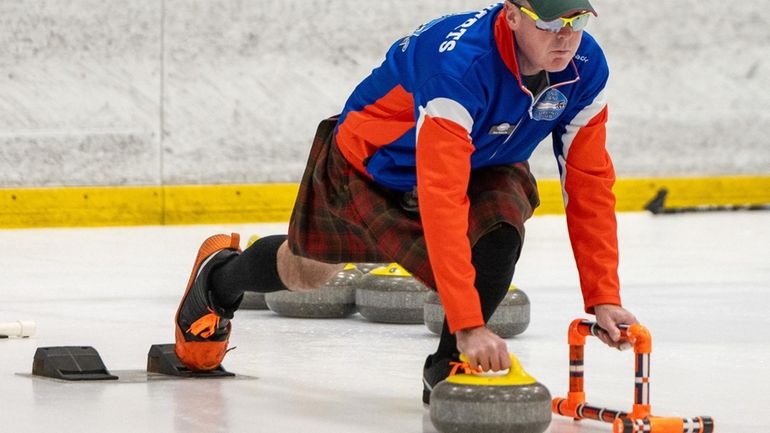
top-left (174, 233), bottom-right (242, 371)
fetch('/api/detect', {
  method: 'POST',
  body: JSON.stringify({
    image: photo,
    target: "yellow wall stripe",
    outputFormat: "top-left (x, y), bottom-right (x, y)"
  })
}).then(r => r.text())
top-left (1, 176), bottom-right (768, 229)
top-left (1, 186), bottom-right (164, 228)
top-left (533, 176), bottom-right (770, 215)
top-left (163, 184), bottom-right (299, 225)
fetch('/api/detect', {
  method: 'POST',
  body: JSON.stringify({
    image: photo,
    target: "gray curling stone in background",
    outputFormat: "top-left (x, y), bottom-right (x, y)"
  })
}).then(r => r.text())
top-left (424, 285), bottom-right (530, 337)
top-left (356, 263), bottom-right (431, 324)
top-left (240, 292), bottom-right (268, 310)
top-left (264, 264), bottom-right (363, 318)
top-left (430, 354), bottom-right (551, 433)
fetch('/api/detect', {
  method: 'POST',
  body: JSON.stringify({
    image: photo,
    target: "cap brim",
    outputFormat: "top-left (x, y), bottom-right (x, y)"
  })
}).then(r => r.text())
top-left (528, 0), bottom-right (596, 21)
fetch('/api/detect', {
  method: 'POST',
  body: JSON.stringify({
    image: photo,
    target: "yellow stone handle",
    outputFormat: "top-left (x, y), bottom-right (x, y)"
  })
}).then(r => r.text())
top-left (369, 263), bottom-right (411, 276)
top-left (247, 234), bottom-right (261, 248)
top-left (447, 353), bottom-right (537, 386)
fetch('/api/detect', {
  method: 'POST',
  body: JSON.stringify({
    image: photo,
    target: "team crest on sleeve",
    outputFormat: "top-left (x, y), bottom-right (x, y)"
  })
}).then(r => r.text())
top-left (531, 88), bottom-right (568, 121)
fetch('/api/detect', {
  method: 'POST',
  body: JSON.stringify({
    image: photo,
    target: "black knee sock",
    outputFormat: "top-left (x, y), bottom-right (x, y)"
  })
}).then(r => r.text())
top-left (434, 224), bottom-right (522, 360)
top-left (210, 235), bottom-right (289, 308)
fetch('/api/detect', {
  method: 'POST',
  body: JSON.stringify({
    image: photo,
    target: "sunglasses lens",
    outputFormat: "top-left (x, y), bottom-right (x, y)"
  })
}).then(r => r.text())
top-left (526, 6), bottom-right (591, 33)
top-left (535, 19), bottom-right (564, 33)
top-left (570, 14), bottom-right (590, 31)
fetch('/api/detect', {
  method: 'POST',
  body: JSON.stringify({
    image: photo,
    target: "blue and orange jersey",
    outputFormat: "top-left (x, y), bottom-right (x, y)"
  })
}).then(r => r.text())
top-left (335, 3), bottom-right (621, 333)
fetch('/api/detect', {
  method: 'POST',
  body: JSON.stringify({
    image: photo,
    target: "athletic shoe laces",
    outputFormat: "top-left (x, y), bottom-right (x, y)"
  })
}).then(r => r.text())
top-left (187, 308), bottom-right (222, 338)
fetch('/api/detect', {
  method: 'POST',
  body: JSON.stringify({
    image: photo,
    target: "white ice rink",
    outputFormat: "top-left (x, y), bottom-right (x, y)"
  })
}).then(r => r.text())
top-left (1, 212), bottom-right (768, 433)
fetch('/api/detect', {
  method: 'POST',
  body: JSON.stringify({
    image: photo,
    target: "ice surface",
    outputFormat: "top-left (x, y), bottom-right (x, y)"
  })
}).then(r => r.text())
top-left (1, 212), bottom-right (768, 432)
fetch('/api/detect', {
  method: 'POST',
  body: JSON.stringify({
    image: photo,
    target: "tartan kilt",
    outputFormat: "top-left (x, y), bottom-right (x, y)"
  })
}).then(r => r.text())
top-left (287, 116), bottom-right (540, 289)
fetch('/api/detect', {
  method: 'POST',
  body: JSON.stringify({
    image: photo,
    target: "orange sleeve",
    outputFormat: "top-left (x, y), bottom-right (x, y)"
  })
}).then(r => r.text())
top-left (561, 105), bottom-right (622, 312)
top-left (416, 113), bottom-right (484, 333)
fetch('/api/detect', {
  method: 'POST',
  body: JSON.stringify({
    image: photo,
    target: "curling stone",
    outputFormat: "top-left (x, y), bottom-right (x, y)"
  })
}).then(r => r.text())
top-left (355, 263), bottom-right (431, 324)
top-left (430, 354), bottom-right (551, 433)
top-left (424, 285), bottom-right (530, 337)
top-left (264, 264), bottom-right (363, 318)
top-left (240, 292), bottom-right (268, 310)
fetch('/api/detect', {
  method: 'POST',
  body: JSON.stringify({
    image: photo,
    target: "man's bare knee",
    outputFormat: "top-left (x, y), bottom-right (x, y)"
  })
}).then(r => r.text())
top-left (277, 241), bottom-right (345, 290)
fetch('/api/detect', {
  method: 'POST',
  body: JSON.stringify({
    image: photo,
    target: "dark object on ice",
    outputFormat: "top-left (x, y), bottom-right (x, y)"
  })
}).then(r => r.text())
top-left (644, 188), bottom-right (770, 214)
top-left (147, 344), bottom-right (234, 378)
top-left (32, 346), bottom-right (118, 381)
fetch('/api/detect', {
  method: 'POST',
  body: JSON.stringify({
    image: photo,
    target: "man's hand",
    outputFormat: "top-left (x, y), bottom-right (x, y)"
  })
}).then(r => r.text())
top-left (594, 304), bottom-right (638, 350)
top-left (455, 326), bottom-right (511, 372)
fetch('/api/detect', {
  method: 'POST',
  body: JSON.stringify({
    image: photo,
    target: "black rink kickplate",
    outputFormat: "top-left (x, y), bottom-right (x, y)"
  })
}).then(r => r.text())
top-left (147, 344), bottom-right (235, 378)
top-left (32, 346), bottom-right (118, 381)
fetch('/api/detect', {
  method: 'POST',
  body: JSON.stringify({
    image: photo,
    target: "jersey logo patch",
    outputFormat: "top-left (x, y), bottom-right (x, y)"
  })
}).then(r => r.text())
top-left (532, 88), bottom-right (568, 121)
top-left (489, 122), bottom-right (515, 135)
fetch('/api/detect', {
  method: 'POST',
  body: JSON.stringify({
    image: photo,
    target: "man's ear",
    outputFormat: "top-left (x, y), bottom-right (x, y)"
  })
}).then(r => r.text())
top-left (505, 3), bottom-right (521, 31)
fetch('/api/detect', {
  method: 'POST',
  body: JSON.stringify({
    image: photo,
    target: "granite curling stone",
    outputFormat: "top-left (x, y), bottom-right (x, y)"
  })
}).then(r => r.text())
top-left (355, 263), bottom-right (431, 324)
top-left (240, 292), bottom-right (268, 310)
top-left (264, 264), bottom-right (363, 318)
top-left (430, 354), bottom-right (551, 433)
top-left (424, 285), bottom-right (530, 337)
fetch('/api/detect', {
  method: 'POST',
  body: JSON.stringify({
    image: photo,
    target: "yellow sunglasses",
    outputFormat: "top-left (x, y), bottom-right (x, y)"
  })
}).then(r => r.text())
top-left (517, 5), bottom-right (591, 33)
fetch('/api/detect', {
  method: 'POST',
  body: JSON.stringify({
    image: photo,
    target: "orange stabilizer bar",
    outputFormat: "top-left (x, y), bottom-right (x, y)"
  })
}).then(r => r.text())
top-left (613, 416), bottom-right (715, 433)
top-left (553, 398), bottom-right (629, 423)
top-left (627, 323), bottom-right (652, 354)
top-left (555, 319), bottom-right (714, 432)
top-left (568, 320), bottom-right (653, 354)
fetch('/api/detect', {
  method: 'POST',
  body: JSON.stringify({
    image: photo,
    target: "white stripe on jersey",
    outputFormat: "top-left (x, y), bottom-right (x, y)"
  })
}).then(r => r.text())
top-left (417, 97), bottom-right (474, 138)
top-left (561, 88), bottom-right (608, 159)
top-left (557, 88), bottom-right (608, 207)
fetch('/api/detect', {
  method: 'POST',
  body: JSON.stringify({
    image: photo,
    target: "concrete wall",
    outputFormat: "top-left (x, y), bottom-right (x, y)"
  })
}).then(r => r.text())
top-left (1, 0), bottom-right (768, 188)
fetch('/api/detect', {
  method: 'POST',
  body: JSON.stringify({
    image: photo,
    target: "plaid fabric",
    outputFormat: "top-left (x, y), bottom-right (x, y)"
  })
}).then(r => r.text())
top-left (287, 116), bottom-right (540, 289)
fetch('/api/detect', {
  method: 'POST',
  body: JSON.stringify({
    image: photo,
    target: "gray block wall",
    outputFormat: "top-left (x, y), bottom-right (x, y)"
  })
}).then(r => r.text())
top-left (1, 0), bottom-right (768, 188)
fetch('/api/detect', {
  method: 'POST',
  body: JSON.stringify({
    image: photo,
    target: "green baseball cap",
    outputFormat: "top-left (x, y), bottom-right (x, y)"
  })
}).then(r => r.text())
top-left (512, 0), bottom-right (597, 21)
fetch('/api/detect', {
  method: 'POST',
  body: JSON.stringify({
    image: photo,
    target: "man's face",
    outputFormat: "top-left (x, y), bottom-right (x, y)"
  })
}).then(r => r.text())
top-left (505, 2), bottom-right (585, 74)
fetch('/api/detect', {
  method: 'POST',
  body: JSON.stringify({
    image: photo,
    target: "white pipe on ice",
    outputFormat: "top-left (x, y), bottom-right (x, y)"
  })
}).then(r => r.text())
top-left (0, 321), bottom-right (36, 338)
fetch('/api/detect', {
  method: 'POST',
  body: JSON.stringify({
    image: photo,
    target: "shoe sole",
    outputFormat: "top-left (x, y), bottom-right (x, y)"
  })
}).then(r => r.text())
top-left (174, 233), bottom-right (240, 371)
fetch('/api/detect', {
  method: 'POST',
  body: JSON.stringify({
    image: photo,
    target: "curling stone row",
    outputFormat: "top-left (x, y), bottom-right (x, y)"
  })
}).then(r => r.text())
top-left (355, 263), bottom-right (432, 324)
top-left (430, 353), bottom-right (551, 433)
top-left (248, 261), bottom-right (430, 324)
top-left (424, 285), bottom-right (530, 338)
top-left (263, 264), bottom-right (363, 318)
top-left (240, 263), bottom-right (386, 312)
top-left (239, 236), bottom-right (379, 313)
top-left (239, 241), bottom-right (531, 336)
